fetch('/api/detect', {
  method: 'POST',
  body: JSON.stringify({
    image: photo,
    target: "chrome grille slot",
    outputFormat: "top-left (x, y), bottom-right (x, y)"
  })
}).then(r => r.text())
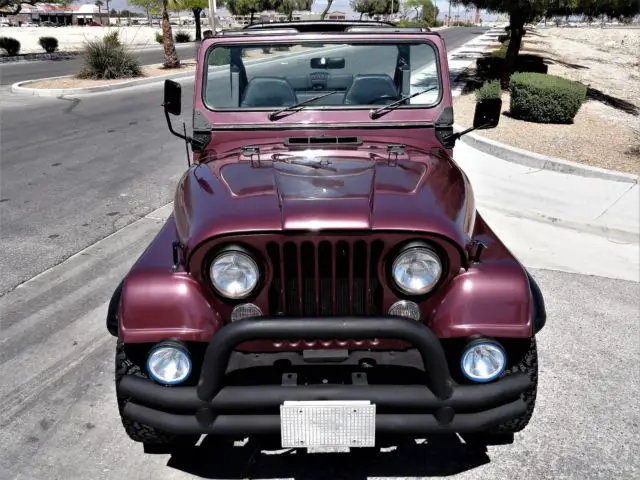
top-left (267, 237), bottom-right (384, 316)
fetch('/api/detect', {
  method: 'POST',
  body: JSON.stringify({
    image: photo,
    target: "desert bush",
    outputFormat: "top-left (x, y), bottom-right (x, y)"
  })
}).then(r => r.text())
top-left (155, 31), bottom-right (163, 44)
top-left (509, 72), bottom-right (587, 123)
top-left (274, 45), bottom-right (290, 51)
top-left (0, 36), bottom-right (21, 56)
top-left (103, 30), bottom-right (120, 46)
top-left (262, 46), bottom-right (272, 54)
top-left (77, 38), bottom-right (143, 80)
top-left (175, 31), bottom-right (191, 43)
top-left (475, 80), bottom-right (502, 101)
top-left (38, 36), bottom-right (58, 53)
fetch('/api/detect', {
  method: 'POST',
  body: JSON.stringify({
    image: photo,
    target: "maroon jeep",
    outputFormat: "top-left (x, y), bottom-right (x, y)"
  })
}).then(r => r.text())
top-left (107, 21), bottom-right (546, 453)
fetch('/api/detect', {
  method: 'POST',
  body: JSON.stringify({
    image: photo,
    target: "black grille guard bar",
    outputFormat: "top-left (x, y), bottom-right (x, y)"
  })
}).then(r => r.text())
top-left (196, 316), bottom-right (455, 402)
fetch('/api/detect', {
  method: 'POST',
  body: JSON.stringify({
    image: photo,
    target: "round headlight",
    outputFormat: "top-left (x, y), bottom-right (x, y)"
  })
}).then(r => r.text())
top-left (460, 341), bottom-right (507, 383)
top-left (391, 246), bottom-right (442, 295)
top-left (147, 345), bottom-right (192, 385)
top-left (210, 250), bottom-right (259, 299)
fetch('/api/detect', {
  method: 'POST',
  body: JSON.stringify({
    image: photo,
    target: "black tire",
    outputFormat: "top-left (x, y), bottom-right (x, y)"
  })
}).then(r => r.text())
top-left (115, 340), bottom-right (200, 448)
top-left (489, 336), bottom-right (538, 434)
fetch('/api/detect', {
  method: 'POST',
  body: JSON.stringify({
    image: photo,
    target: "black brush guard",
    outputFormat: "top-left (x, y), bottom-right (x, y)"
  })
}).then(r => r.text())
top-left (119, 317), bottom-right (530, 436)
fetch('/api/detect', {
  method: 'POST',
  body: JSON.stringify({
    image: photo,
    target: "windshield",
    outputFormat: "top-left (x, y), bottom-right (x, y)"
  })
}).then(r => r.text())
top-left (203, 41), bottom-right (441, 111)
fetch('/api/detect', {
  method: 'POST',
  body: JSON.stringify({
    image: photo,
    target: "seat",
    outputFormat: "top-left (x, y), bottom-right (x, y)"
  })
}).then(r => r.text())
top-left (343, 74), bottom-right (399, 105)
top-left (240, 76), bottom-right (298, 107)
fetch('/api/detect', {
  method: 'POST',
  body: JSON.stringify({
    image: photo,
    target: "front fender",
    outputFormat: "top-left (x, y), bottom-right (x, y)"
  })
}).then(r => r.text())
top-left (428, 261), bottom-right (533, 338)
top-left (117, 216), bottom-right (223, 344)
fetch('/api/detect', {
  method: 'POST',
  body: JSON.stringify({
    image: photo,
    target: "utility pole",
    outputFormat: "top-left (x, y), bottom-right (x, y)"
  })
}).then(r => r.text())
top-left (208, 0), bottom-right (217, 32)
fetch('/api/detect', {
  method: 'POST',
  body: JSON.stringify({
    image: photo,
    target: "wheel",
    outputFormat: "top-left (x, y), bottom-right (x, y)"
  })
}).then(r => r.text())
top-left (462, 337), bottom-right (538, 446)
top-left (115, 340), bottom-right (200, 448)
top-left (488, 336), bottom-right (538, 434)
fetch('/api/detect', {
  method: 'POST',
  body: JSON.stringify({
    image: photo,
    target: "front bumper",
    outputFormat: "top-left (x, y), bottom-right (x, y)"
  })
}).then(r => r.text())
top-left (119, 316), bottom-right (530, 436)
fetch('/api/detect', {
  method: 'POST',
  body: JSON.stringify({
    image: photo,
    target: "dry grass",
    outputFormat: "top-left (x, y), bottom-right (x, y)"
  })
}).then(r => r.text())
top-left (23, 62), bottom-right (196, 89)
top-left (454, 27), bottom-right (640, 174)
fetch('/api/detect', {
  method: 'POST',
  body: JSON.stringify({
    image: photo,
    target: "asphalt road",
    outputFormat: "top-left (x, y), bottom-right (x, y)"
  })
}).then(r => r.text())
top-left (0, 26), bottom-right (486, 297)
top-left (0, 43), bottom-right (199, 86)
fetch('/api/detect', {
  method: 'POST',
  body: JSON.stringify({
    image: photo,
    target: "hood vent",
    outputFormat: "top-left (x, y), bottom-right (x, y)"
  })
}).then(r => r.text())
top-left (286, 136), bottom-right (362, 147)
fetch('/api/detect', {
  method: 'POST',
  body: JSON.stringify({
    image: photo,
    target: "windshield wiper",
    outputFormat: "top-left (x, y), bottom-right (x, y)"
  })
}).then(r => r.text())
top-left (268, 91), bottom-right (339, 121)
top-left (369, 86), bottom-right (439, 119)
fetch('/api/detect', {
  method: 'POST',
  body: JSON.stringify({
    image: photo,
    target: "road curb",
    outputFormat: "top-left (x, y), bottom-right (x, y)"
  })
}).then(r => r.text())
top-left (453, 124), bottom-right (639, 184)
top-left (0, 50), bottom-right (83, 64)
top-left (10, 69), bottom-right (197, 96)
top-left (476, 201), bottom-right (639, 244)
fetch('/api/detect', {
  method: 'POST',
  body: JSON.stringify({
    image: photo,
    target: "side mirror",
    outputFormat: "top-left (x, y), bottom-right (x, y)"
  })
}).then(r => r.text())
top-left (473, 98), bottom-right (502, 129)
top-left (164, 79), bottom-right (182, 116)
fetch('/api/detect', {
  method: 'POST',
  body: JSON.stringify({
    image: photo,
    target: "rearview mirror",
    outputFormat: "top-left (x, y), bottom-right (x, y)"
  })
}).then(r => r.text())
top-left (164, 79), bottom-right (182, 116)
top-left (310, 57), bottom-right (346, 69)
top-left (473, 98), bottom-right (502, 129)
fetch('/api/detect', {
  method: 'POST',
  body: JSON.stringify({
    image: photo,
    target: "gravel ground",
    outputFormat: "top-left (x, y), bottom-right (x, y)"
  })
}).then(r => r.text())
top-left (453, 27), bottom-right (640, 174)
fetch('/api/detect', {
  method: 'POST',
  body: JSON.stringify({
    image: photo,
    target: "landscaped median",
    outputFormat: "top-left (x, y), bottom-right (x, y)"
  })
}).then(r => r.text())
top-left (11, 62), bottom-right (198, 96)
top-left (453, 25), bottom-right (639, 181)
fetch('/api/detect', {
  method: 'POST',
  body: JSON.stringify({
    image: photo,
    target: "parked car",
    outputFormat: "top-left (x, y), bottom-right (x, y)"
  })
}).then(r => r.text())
top-left (109, 20), bottom-right (546, 456)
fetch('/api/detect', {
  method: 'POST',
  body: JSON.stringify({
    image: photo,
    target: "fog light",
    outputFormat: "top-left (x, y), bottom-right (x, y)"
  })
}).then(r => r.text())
top-left (460, 340), bottom-right (506, 383)
top-left (147, 344), bottom-right (192, 385)
top-left (231, 303), bottom-right (263, 322)
top-left (388, 300), bottom-right (421, 321)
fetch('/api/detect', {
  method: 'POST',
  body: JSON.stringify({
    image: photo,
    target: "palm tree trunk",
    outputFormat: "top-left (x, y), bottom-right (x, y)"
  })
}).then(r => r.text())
top-left (320, 0), bottom-right (333, 20)
top-left (193, 8), bottom-right (202, 40)
top-left (162, 0), bottom-right (180, 68)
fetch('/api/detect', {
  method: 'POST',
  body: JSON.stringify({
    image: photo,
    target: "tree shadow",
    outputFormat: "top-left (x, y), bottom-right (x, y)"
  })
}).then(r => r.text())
top-left (587, 87), bottom-right (639, 116)
top-left (161, 434), bottom-right (504, 479)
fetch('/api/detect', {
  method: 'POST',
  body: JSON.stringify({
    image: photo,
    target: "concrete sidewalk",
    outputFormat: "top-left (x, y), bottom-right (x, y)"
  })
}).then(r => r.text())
top-left (453, 141), bottom-right (639, 243)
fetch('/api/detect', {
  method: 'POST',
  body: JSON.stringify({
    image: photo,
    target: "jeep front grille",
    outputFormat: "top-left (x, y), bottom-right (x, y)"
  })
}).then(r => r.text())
top-left (266, 238), bottom-right (385, 316)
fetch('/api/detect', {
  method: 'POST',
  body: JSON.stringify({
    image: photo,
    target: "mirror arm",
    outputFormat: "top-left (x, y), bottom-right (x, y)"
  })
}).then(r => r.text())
top-left (443, 122), bottom-right (491, 145)
top-left (163, 106), bottom-right (188, 142)
top-left (163, 106), bottom-right (205, 150)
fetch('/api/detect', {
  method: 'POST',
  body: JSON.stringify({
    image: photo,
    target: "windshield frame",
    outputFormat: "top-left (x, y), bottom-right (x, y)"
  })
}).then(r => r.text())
top-left (200, 35), bottom-right (445, 115)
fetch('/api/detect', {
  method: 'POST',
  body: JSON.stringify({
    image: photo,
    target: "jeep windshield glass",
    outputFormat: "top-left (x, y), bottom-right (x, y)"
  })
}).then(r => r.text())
top-left (203, 41), bottom-right (441, 111)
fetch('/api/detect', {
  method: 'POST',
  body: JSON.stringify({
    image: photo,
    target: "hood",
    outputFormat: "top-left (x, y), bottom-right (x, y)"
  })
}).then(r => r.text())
top-left (174, 148), bottom-right (476, 255)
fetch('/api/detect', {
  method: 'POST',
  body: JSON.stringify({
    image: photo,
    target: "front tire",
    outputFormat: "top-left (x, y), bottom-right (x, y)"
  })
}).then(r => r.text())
top-left (489, 336), bottom-right (538, 434)
top-left (115, 340), bottom-right (199, 448)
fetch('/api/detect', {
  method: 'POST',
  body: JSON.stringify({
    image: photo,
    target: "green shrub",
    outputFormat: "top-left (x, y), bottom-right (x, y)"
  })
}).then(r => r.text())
top-left (509, 72), bottom-right (587, 123)
top-left (77, 38), bottom-right (143, 80)
top-left (274, 45), bottom-right (290, 51)
top-left (475, 80), bottom-right (502, 101)
top-left (155, 31), bottom-right (163, 44)
top-left (38, 36), bottom-right (58, 53)
top-left (0, 36), bottom-right (21, 56)
top-left (175, 31), bottom-right (191, 43)
top-left (103, 30), bottom-right (120, 46)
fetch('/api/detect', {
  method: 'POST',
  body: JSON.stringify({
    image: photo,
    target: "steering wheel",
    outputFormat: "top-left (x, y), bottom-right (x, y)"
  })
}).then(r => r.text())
top-left (369, 94), bottom-right (404, 105)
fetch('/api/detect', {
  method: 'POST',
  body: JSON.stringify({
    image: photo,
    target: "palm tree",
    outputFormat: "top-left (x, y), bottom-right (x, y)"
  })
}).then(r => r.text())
top-left (95, 0), bottom-right (104, 25)
top-left (161, 0), bottom-right (180, 68)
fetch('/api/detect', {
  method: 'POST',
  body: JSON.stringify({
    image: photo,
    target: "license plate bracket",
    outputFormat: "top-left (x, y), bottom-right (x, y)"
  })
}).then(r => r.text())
top-left (280, 400), bottom-right (376, 449)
